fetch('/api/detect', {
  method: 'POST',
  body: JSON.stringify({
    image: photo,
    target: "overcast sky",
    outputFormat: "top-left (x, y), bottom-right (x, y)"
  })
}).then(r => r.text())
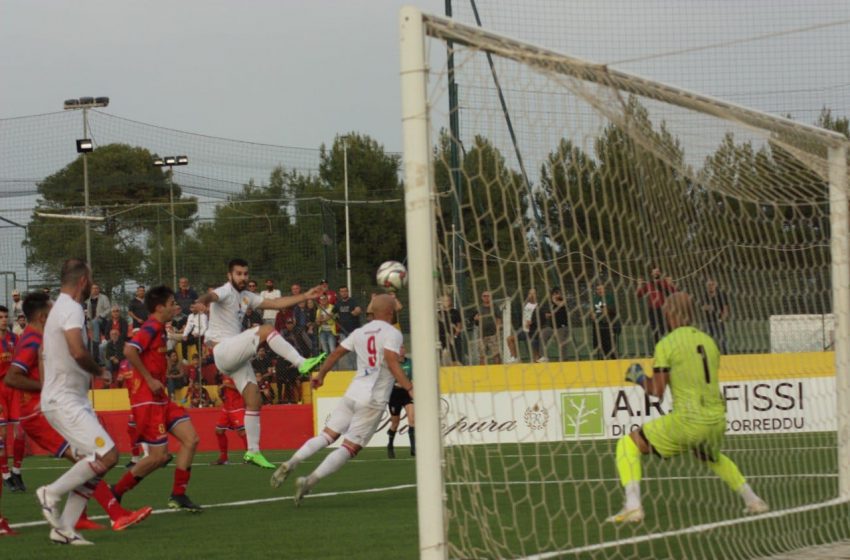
top-left (0, 0), bottom-right (446, 152)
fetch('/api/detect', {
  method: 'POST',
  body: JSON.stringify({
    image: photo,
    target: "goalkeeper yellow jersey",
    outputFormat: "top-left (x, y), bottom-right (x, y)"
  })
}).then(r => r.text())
top-left (653, 326), bottom-right (726, 424)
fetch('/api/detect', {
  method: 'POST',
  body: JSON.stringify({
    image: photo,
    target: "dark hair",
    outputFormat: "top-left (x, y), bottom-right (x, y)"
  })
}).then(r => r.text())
top-left (60, 258), bottom-right (89, 287)
top-left (145, 285), bottom-right (175, 313)
top-left (22, 292), bottom-right (50, 322)
top-left (0, 305), bottom-right (7, 314)
top-left (167, 349), bottom-right (178, 358)
top-left (228, 258), bottom-right (249, 271)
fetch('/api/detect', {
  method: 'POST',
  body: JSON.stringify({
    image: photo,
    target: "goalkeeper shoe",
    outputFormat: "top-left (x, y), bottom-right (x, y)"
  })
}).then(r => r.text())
top-left (606, 506), bottom-right (645, 524)
top-left (270, 462), bottom-right (292, 489)
top-left (744, 498), bottom-right (769, 515)
top-left (244, 451), bottom-right (276, 469)
top-left (168, 494), bottom-right (203, 513)
top-left (293, 477), bottom-right (313, 507)
top-left (298, 353), bottom-right (327, 376)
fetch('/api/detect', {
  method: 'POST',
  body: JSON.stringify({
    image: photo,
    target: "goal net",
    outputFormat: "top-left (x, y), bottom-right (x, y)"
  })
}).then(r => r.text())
top-left (400, 8), bottom-right (850, 559)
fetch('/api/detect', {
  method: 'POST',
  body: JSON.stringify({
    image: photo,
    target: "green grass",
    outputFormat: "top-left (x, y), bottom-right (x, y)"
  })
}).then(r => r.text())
top-left (4, 433), bottom-right (850, 559)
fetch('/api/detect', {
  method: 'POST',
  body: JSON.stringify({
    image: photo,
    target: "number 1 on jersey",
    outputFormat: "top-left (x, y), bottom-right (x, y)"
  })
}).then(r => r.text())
top-left (697, 344), bottom-right (710, 383)
top-left (367, 335), bottom-right (377, 367)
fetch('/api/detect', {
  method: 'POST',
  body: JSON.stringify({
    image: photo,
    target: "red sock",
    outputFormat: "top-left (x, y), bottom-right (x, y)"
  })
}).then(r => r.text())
top-left (0, 434), bottom-right (8, 476)
top-left (237, 430), bottom-right (247, 450)
top-left (172, 468), bottom-right (191, 497)
top-left (216, 432), bottom-right (228, 460)
top-left (113, 470), bottom-right (142, 498)
top-left (93, 480), bottom-right (129, 521)
top-left (127, 424), bottom-right (141, 458)
top-left (12, 435), bottom-right (25, 469)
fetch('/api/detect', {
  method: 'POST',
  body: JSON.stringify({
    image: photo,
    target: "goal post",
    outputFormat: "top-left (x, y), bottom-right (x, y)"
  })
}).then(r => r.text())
top-left (401, 6), bottom-right (850, 559)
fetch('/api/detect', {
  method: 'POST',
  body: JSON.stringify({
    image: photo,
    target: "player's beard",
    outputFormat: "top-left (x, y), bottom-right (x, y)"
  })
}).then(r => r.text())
top-left (231, 279), bottom-right (247, 292)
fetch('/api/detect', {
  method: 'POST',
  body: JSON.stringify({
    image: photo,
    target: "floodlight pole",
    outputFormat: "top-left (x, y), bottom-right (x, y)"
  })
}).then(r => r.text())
top-left (82, 108), bottom-right (92, 270)
top-left (343, 137), bottom-right (352, 292)
top-left (153, 156), bottom-right (188, 289)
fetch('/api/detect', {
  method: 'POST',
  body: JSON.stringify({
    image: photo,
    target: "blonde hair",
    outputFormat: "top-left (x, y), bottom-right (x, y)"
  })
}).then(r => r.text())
top-left (662, 292), bottom-right (694, 327)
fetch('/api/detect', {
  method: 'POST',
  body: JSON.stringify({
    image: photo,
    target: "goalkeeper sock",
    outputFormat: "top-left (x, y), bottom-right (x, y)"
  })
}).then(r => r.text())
top-left (408, 427), bottom-right (416, 454)
top-left (288, 433), bottom-right (332, 469)
top-left (245, 411), bottom-right (261, 452)
top-left (312, 446), bottom-right (352, 481)
top-left (707, 453), bottom-right (746, 493)
top-left (266, 331), bottom-right (305, 368)
top-left (616, 435), bottom-right (642, 510)
top-left (387, 429), bottom-right (396, 446)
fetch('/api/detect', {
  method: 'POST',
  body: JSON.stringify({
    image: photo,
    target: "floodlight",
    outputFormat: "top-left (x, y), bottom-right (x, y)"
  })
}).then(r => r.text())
top-left (63, 99), bottom-right (80, 110)
top-left (78, 96), bottom-right (94, 106)
top-left (176, 155), bottom-right (188, 165)
top-left (94, 97), bottom-right (109, 107)
top-left (153, 157), bottom-right (165, 167)
top-left (164, 156), bottom-right (177, 166)
top-left (76, 139), bottom-right (94, 153)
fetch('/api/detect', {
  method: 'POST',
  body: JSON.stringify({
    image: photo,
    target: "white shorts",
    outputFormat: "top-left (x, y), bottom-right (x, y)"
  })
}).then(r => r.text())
top-left (325, 397), bottom-right (386, 447)
top-left (43, 404), bottom-right (115, 460)
top-left (213, 327), bottom-right (260, 393)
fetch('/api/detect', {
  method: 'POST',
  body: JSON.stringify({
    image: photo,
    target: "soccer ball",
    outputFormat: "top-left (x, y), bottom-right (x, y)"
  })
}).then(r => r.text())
top-left (376, 260), bottom-right (407, 291)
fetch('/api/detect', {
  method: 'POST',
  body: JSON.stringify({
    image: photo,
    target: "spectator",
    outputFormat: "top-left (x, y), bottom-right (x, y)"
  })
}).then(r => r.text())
top-left (334, 286), bottom-right (362, 370)
top-left (187, 380), bottom-right (212, 409)
top-left (474, 291), bottom-right (504, 365)
top-left (251, 345), bottom-right (275, 380)
top-left (319, 279), bottom-right (337, 305)
top-left (165, 349), bottom-right (187, 398)
top-left (127, 285), bottom-right (148, 331)
top-left (701, 278), bottom-right (730, 354)
top-left (315, 294), bottom-right (337, 357)
top-left (182, 301), bottom-right (208, 362)
top-left (103, 328), bottom-right (125, 377)
top-left (516, 288), bottom-right (541, 362)
top-left (12, 313), bottom-right (26, 336)
top-left (536, 288), bottom-right (570, 362)
top-left (276, 316), bottom-right (313, 403)
top-left (305, 298), bottom-right (319, 354)
top-left (255, 372), bottom-right (276, 406)
top-left (100, 305), bottom-right (130, 360)
top-left (86, 283), bottom-right (111, 362)
top-left (174, 277), bottom-right (198, 318)
top-left (261, 279), bottom-right (281, 325)
top-left (590, 282), bottom-right (619, 360)
top-left (438, 295), bottom-right (463, 365)
top-left (636, 266), bottom-right (676, 343)
top-left (10, 290), bottom-right (22, 319)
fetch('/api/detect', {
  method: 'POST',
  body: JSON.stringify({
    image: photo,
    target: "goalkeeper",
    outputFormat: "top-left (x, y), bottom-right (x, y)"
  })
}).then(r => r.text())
top-left (609, 292), bottom-right (768, 523)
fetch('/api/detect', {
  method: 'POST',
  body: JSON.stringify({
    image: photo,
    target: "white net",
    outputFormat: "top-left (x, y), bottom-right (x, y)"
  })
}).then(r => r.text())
top-left (410, 12), bottom-right (850, 559)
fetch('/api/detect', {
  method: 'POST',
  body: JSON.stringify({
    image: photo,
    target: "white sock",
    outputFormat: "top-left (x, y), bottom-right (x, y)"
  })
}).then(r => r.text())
top-left (311, 447), bottom-right (352, 482)
top-left (47, 459), bottom-right (99, 497)
top-left (60, 483), bottom-right (94, 531)
top-left (245, 411), bottom-right (261, 452)
top-left (624, 481), bottom-right (641, 510)
top-left (738, 482), bottom-right (759, 504)
top-left (288, 434), bottom-right (332, 469)
top-left (11, 467), bottom-right (21, 475)
top-left (1, 472), bottom-right (9, 480)
top-left (266, 331), bottom-right (305, 367)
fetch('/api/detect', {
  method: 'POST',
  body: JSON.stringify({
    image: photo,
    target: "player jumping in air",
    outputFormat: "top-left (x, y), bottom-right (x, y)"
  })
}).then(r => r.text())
top-left (271, 294), bottom-right (412, 505)
top-left (36, 259), bottom-right (125, 545)
top-left (4, 291), bottom-right (153, 532)
top-left (213, 374), bottom-right (247, 465)
top-left (195, 258), bottom-right (326, 469)
top-left (118, 285), bottom-right (202, 512)
top-left (608, 291), bottom-right (768, 523)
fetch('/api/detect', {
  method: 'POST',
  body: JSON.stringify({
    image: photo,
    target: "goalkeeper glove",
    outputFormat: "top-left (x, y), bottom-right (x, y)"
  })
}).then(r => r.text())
top-left (625, 363), bottom-right (646, 385)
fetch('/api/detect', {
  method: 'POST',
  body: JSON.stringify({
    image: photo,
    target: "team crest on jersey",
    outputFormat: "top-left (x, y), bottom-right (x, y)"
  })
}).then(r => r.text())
top-left (158, 424), bottom-right (166, 435)
top-left (95, 437), bottom-right (105, 448)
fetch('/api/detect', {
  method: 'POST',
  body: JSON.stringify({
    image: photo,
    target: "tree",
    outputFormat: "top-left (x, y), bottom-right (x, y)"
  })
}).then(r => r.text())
top-left (27, 143), bottom-right (198, 294)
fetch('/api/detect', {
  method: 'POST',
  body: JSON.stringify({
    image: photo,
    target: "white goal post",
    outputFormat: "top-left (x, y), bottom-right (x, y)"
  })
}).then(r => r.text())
top-left (399, 6), bottom-right (850, 559)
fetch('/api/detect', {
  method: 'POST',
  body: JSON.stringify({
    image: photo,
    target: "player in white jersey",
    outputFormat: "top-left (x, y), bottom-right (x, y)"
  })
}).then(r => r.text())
top-left (195, 258), bottom-right (326, 468)
top-left (270, 294), bottom-right (412, 505)
top-left (36, 259), bottom-right (119, 546)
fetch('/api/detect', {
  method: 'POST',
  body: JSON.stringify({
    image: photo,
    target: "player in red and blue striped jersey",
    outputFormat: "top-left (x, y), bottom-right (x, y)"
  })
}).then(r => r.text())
top-left (0, 305), bottom-right (25, 493)
top-left (118, 286), bottom-right (202, 512)
top-left (4, 291), bottom-right (152, 532)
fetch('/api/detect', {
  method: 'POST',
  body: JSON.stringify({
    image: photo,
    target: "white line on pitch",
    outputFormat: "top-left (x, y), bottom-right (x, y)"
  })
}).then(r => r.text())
top-left (9, 483), bottom-right (416, 529)
top-left (513, 497), bottom-right (850, 560)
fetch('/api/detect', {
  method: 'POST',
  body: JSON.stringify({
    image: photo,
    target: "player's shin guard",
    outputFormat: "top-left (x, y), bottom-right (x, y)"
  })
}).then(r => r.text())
top-left (244, 411), bottom-right (261, 453)
top-left (61, 480), bottom-right (97, 531)
top-left (707, 453), bottom-right (746, 492)
top-left (288, 433), bottom-right (332, 469)
top-left (48, 458), bottom-right (103, 497)
top-left (311, 447), bottom-right (352, 482)
top-left (172, 468), bottom-right (191, 497)
top-left (266, 331), bottom-right (305, 367)
top-left (616, 435), bottom-right (642, 510)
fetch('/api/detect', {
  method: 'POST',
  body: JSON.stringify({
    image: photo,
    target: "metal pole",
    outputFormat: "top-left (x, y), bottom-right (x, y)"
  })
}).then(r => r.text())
top-left (169, 171), bottom-right (177, 289)
top-left (829, 145), bottom-right (850, 498)
top-left (400, 7), bottom-right (448, 559)
top-left (344, 138), bottom-right (352, 292)
top-left (445, 0), bottom-right (465, 311)
top-left (82, 108), bottom-right (92, 271)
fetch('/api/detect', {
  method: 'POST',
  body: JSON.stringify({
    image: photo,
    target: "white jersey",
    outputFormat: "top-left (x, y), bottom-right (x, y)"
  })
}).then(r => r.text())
top-left (340, 320), bottom-right (403, 406)
top-left (261, 289), bottom-right (281, 320)
top-left (206, 282), bottom-right (264, 343)
top-left (41, 292), bottom-right (91, 410)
